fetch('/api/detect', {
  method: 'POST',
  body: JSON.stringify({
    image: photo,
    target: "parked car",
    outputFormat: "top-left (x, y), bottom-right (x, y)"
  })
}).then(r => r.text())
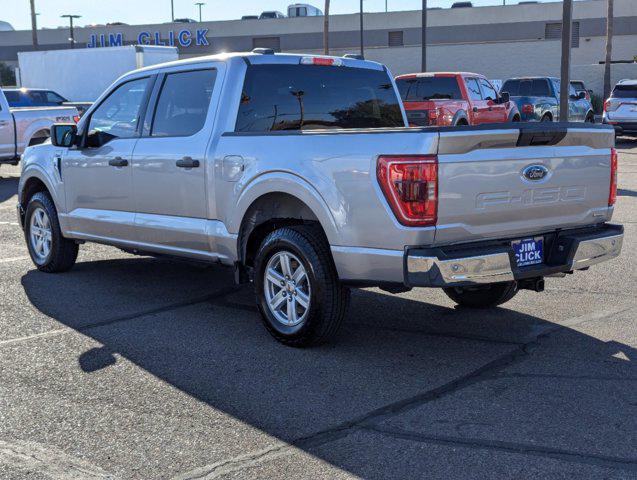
top-left (18, 52), bottom-right (622, 347)
top-left (0, 89), bottom-right (77, 166)
top-left (259, 11), bottom-right (285, 19)
top-left (241, 15), bottom-right (259, 20)
top-left (3, 88), bottom-right (92, 117)
top-left (501, 77), bottom-right (595, 122)
top-left (603, 79), bottom-right (637, 136)
top-left (288, 3), bottom-right (323, 17)
top-left (570, 80), bottom-right (592, 102)
top-left (395, 72), bottom-right (520, 126)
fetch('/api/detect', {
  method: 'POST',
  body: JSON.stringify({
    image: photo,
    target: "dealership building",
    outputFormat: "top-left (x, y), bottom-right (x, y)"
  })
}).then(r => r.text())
top-left (1, 0), bottom-right (636, 94)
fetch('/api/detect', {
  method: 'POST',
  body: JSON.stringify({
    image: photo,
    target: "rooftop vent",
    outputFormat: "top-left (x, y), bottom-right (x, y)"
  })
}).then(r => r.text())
top-left (252, 48), bottom-right (276, 55)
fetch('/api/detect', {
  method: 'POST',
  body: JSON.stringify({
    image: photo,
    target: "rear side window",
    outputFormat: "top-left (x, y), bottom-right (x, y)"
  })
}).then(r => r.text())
top-left (501, 80), bottom-right (519, 96)
top-left (151, 69), bottom-right (216, 137)
top-left (4, 91), bottom-right (20, 105)
top-left (396, 77), bottom-right (462, 101)
top-left (612, 85), bottom-right (637, 99)
top-left (236, 64), bottom-right (404, 132)
top-left (465, 78), bottom-right (483, 101)
top-left (531, 79), bottom-right (550, 97)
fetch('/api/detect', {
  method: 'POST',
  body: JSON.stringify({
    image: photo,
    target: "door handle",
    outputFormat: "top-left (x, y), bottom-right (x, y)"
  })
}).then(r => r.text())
top-left (176, 156), bottom-right (200, 168)
top-left (109, 157), bottom-right (128, 167)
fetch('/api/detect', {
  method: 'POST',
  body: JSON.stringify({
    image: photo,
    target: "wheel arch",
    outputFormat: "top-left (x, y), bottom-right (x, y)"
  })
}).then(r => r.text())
top-left (452, 110), bottom-right (469, 126)
top-left (18, 169), bottom-right (61, 226)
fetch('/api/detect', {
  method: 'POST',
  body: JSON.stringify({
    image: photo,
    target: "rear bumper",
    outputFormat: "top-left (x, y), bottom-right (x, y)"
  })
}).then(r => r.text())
top-left (405, 224), bottom-right (623, 288)
top-left (603, 118), bottom-right (637, 134)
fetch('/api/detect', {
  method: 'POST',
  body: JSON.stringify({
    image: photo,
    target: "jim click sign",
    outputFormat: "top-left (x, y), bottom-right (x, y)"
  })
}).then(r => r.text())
top-left (87, 29), bottom-right (210, 49)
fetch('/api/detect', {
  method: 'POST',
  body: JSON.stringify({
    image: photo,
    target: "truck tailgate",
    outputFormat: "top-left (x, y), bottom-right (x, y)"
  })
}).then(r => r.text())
top-left (434, 124), bottom-right (615, 245)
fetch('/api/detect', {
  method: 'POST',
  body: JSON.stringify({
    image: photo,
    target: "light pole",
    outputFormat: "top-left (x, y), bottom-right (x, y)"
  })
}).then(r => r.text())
top-left (29, 0), bottom-right (38, 49)
top-left (559, 0), bottom-right (573, 121)
top-left (171, 0), bottom-right (175, 22)
top-left (359, 0), bottom-right (364, 58)
top-left (195, 2), bottom-right (205, 22)
top-left (61, 14), bottom-right (81, 49)
top-left (422, 0), bottom-right (427, 71)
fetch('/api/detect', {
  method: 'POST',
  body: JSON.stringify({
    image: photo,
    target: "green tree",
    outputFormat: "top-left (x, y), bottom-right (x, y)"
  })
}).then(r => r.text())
top-left (0, 62), bottom-right (17, 86)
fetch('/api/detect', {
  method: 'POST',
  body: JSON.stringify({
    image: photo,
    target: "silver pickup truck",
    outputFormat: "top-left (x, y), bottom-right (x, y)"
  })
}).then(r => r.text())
top-left (0, 89), bottom-right (78, 166)
top-left (17, 52), bottom-right (623, 346)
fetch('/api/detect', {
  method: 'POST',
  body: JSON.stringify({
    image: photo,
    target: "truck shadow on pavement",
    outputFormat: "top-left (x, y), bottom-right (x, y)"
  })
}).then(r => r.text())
top-left (0, 176), bottom-right (18, 204)
top-left (20, 256), bottom-right (637, 477)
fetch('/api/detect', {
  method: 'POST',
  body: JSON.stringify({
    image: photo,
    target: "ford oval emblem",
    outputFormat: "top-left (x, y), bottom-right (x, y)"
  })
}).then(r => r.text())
top-left (522, 164), bottom-right (549, 181)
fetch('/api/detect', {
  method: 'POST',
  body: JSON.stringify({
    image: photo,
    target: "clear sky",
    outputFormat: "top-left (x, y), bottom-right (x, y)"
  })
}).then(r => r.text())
top-left (3, 0), bottom-right (562, 31)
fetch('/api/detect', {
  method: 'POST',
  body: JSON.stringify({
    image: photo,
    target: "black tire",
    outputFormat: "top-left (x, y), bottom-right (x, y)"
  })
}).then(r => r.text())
top-left (540, 114), bottom-right (552, 123)
top-left (585, 114), bottom-right (595, 123)
top-left (24, 191), bottom-right (78, 273)
top-left (254, 224), bottom-right (349, 347)
top-left (443, 281), bottom-right (519, 309)
top-left (510, 114), bottom-right (521, 123)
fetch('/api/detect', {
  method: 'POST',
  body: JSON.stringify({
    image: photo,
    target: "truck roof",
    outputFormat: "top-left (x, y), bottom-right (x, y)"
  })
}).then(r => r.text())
top-left (133, 51), bottom-right (386, 75)
top-left (395, 72), bottom-right (482, 79)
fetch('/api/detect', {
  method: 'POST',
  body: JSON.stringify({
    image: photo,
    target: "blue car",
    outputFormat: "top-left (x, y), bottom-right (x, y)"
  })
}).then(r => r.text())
top-left (3, 88), bottom-right (92, 116)
top-left (500, 77), bottom-right (595, 123)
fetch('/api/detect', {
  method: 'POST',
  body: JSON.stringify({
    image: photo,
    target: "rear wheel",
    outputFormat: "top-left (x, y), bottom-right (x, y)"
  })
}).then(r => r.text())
top-left (443, 281), bottom-right (518, 308)
top-left (585, 114), bottom-right (595, 123)
top-left (540, 114), bottom-right (552, 122)
top-left (254, 224), bottom-right (349, 347)
top-left (24, 191), bottom-right (78, 273)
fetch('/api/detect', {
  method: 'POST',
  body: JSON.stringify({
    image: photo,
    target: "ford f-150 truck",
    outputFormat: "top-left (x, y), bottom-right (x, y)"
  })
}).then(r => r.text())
top-left (17, 52), bottom-right (623, 347)
top-left (501, 77), bottom-right (595, 123)
top-left (0, 88), bottom-right (78, 166)
top-left (395, 72), bottom-right (520, 127)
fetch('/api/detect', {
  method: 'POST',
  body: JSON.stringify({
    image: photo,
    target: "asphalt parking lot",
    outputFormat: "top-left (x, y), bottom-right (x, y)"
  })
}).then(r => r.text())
top-left (0, 139), bottom-right (636, 479)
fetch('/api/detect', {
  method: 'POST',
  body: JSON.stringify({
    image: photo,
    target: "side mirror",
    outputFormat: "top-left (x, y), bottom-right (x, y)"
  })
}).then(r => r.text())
top-left (50, 123), bottom-right (77, 147)
top-left (500, 91), bottom-right (510, 103)
top-left (578, 91), bottom-right (586, 100)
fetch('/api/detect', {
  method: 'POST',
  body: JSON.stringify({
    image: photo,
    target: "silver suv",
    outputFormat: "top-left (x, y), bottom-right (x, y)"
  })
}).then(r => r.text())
top-left (603, 79), bottom-right (637, 135)
top-left (17, 52), bottom-right (623, 346)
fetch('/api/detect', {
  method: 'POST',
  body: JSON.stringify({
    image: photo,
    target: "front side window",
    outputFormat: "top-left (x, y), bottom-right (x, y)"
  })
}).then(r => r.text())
top-left (4, 91), bottom-right (20, 105)
top-left (236, 64), bottom-right (404, 132)
top-left (45, 91), bottom-right (66, 104)
top-left (479, 78), bottom-right (498, 101)
top-left (465, 78), bottom-right (483, 101)
top-left (88, 77), bottom-right (151, 141)
top-left (151, 69), bottom-right (216, 137)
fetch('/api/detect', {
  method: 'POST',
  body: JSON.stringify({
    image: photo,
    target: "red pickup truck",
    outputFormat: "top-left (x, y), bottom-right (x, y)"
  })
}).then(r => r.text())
top-left (395, 72), bottom-right (520, 127)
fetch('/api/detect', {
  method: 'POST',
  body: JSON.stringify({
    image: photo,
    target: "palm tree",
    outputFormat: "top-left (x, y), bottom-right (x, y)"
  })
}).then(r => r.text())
top-left (323, 0), bottom-right (330, 55)
top-left (603, 0), bottom-right (614, 101)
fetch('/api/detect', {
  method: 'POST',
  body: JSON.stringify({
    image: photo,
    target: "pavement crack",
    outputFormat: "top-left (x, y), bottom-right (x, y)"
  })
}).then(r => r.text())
top-left (364, 425), bottom-right (637, 472)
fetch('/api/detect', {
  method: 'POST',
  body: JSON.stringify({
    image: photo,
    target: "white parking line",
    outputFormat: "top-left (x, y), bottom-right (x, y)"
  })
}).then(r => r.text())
top-left (0, 439), bottom-right (117, 479)
top-left (0, 221), bottom-right (19, 226)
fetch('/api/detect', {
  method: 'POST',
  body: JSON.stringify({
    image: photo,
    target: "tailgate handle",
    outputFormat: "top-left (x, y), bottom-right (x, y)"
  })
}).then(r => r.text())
top-left (516, 126), bottom-right (567, 147)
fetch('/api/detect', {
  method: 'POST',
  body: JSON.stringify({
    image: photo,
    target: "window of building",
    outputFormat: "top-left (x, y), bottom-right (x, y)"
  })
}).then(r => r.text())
top-left (235, 64), bottom-right (404, 132)
top-left (388, 31), bottom-right (404, 47)
top-left (544, 22), bottom-right (580, 47)
top-left (252, 37), bottom-right (281, 51)
top-left (151, 69), bottom-right (217, 137)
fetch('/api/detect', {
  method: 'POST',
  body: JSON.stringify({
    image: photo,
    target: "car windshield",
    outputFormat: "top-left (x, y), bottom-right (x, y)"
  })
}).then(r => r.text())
top-left (612, 85), bottom-right (637, 99)
top-left (396, 77), bottom-right (462, 101)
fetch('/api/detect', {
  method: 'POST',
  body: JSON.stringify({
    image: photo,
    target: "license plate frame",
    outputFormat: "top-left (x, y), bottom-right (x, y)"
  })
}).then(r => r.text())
top-left (512, 236), bottom-right (544, 268)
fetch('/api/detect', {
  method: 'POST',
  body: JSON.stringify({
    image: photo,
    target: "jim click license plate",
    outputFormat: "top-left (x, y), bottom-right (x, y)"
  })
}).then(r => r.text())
top-left (512, 237), bottom-right (544, 267)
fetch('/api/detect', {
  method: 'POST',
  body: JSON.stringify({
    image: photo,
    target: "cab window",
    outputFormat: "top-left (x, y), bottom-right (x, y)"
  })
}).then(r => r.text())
top-left (88, 77), bottom-right (151, 142)
top-left (150, 69), bottom-right (216, 137)
top-left (478, 78), bottom-right (498, 101)
top-left (465, 78), bottom-right (483, 101)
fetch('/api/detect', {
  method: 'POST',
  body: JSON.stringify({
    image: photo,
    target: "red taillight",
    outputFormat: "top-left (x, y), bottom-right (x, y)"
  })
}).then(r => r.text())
top-left (609, 147), bottom-right (618, 206)
top-left (604, 99), bottom-right (620, 112)
top-left (73, 115), bottom-right (80, 124)
top-left (585, 91), bottom-right (591, 101)
top-left (521, 104), bottom-right (534, 114)
top-left (377, 155), bottom-right (438, 226)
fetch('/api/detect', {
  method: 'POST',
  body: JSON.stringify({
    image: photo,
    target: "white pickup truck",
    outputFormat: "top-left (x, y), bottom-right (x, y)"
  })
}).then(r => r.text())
top-left (0, 89), bottom-right (77, 166)
top-left (17, 52), bottom-right (623, 347)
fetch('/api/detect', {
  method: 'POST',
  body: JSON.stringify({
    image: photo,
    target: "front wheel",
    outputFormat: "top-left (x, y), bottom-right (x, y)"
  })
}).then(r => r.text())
top-left (443, 281), bottom-right (518, 308)
top-left (254, 224), bottom-right (349, 347)
top-left (24, 191), bottom-right (78, 272)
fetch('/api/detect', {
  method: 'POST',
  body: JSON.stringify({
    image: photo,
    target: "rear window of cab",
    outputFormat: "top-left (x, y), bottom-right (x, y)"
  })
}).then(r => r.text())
top-left (396, 77), bottom-right (462, 102)
top-left (235, 64), bottom-right (404, 132)
top-left (612, 85), bottom-right (637, 99)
